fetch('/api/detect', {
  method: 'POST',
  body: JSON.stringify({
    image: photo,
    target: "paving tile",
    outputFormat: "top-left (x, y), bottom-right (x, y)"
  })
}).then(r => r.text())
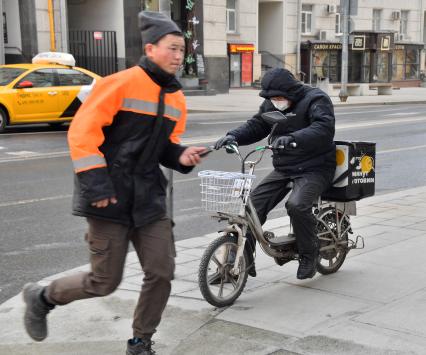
top-left (171, 280), bottom-right (199, 295)
top-left (354, 289), bottom-right (426, 339)
top-left (217, 283), bottom-right (372, 337)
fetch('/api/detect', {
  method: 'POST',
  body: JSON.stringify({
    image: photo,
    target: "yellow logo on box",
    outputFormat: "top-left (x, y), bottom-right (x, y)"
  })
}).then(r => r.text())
top-left (360, 155), bottom-right (374, 174)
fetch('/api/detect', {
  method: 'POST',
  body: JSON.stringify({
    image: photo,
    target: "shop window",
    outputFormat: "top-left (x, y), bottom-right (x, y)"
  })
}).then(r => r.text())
top-left (301, 5), bottom-right (313, 34)
top-left (392, 47), bottom-right (420, 80)
top-left (400, 10), bottom-right (409, 36)
top-left (405, 48), bottom-right (419, 79)
top-left (372, 9), bottom-right (381, 31)
top-left (311, 50), bottom-right (340, 83)
top-left (392, 49), bottom-right (405, 81)
top-left (349, 52), bottom-right (370, 83)
top-left (376, 52), bottom-right (390, 82)
top-left (226, 0), bottom-right (237, 33)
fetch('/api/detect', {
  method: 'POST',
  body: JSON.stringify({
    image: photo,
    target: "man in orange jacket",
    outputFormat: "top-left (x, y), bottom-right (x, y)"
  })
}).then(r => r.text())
top-left (22, 11), bottom-right (207, 355)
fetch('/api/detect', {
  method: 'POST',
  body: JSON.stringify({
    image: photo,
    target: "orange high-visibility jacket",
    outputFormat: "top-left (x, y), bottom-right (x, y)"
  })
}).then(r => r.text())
top-left (68, 60), bottom-right (191, 227)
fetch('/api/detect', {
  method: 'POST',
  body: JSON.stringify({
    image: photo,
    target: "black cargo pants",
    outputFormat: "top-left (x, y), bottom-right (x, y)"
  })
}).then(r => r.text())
top-left (246, 169), bottom-right (334, 257)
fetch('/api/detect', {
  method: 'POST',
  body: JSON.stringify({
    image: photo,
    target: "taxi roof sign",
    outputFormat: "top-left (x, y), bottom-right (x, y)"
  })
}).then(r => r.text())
top-left (32, 52), bottom-right (76, 67)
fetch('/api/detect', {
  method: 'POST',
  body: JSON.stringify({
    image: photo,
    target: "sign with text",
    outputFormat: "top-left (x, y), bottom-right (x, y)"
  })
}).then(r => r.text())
top-left (381, 36), bottom-right (391, 51)
top-left (352, 35), bottom-right (365, 50)
top-left (93, 32), bottom-right (103, 41)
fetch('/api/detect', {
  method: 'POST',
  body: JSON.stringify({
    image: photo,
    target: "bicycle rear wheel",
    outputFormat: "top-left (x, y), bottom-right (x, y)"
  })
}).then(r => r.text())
top-left (316, 207), bottom-right (350, 275)
top-left (198, 234), bottom-right (249, 308)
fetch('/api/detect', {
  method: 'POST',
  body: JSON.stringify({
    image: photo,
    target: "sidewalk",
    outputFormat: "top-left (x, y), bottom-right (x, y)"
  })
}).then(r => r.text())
top-left (186, 86), bottom-right (426, 113)
top-left (1, 186), bottom-right (426, 354)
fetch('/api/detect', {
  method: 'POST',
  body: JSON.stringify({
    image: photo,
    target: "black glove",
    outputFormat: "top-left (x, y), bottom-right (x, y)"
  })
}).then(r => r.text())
top-left (214, 135), bottom-right (237, 150)
top-left (272, 135), bottom-right (295, 150)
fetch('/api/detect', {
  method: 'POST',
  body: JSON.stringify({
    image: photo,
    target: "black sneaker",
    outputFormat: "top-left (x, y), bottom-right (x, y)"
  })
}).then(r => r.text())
top-left (126, 338), bottom-right (155, 355)
top-left (22, 283), bottom-right (54, 341)
top-left (297, 255), bottom-right (317, 280)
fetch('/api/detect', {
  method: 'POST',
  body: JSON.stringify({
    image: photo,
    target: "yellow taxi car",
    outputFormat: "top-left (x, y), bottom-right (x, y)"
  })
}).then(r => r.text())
top-left (0, 52), bottom-right (101, 132)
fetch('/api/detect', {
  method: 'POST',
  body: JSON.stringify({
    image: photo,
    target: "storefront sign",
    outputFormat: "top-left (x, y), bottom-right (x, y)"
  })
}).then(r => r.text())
top-left (352, 35), bottom-right (365, 50)
top-left (93, 32), bottom-right (103, 40)
top-left (312, 43), bottom-right (342, 50)
top-left (229, 44), bottom-right (255, 53)
top-left (380, 35), bottom-right (391, 51)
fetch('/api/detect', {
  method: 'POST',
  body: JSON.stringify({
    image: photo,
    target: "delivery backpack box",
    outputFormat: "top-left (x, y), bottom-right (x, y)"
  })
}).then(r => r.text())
top-left (322, 141), bottom-right (376, 202)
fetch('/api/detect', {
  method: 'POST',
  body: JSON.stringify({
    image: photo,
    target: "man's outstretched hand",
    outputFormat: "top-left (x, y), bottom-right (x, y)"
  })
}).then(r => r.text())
top-left (179, 146), bottom-right (210, 166)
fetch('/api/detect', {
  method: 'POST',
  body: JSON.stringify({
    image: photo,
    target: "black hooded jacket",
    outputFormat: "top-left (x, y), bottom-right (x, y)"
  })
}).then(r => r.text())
top-left (228, 68), bottom-right (336, 174)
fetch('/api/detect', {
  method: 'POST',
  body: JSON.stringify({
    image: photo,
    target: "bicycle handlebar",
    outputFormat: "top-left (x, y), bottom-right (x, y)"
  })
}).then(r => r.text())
top-left (221, 142), bottom-right (297, 174)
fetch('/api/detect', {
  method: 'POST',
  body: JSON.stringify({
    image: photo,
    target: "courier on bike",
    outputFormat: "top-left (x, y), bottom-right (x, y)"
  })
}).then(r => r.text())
top-left (214, 68), bottom-right (336, 280)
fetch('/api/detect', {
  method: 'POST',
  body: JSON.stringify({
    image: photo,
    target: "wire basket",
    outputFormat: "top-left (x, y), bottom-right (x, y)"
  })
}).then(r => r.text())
top-left (198, 170), bottom-right (256, 214)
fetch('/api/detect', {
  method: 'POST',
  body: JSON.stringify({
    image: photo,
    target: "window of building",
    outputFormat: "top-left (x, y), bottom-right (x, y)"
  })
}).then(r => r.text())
top-left (57, 69), bottom-right (94, 86)
top-left (335, 13), bottom-right (342, 35)
top-left (372, 9), bottom-right (381, 31)
top-left (301, 5), bottom-right (313, 34)
top-left (19, 69), bottom-right (56, 87)
top-left (226, 0), bottom-right (237, 33)
top-left (400, 10), bottom-right (409, 35)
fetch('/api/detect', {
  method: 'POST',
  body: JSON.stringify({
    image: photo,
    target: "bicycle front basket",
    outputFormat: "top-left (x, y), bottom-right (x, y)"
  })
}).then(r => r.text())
top-left (198, 170), bottom-right (256, 214)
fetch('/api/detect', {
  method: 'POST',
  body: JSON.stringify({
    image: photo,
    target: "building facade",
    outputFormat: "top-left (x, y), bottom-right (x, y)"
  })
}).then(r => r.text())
top-left (2, 0), bottom-right (425, 91)
top-left (258, 0), bottom-right (426, 87)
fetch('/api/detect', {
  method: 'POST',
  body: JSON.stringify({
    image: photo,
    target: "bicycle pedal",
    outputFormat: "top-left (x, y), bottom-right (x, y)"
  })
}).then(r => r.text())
top-left (263, 231), bottom-right (275, 239)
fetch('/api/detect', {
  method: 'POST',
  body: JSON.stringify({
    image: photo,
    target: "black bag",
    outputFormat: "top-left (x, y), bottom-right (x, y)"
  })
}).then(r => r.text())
top-left (322, 141), bottom-right (376, 202)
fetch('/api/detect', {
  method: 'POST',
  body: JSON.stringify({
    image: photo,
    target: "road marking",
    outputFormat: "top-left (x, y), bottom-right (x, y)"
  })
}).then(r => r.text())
top-left (198, 120), bottom-right (248, 125)
top-left (0, 146), bottom-right (5, 150)
top-left (337, 116), bottom-right (426, 130)
top-left (386, 112), bottom-right (420, 116)
top-left (377, 144), bottom-right (426, 154)
top-left (6, 150), bottom-right (38, 156)
top-left (0, 194), bottom-right (72, 208)
top-left (0, 151), bottom-right (69, 163)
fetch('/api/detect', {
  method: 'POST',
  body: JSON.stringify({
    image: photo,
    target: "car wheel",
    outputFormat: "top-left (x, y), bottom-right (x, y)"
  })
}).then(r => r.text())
top-left (0, 108), bottom-right (7, 133)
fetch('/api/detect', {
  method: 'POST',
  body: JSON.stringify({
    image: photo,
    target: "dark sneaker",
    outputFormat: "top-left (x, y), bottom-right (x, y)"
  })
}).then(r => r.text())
top-left (126, 338), bottom-right (155, 355)
top-left (297, 255), bottom-right (317, 280)
top-left (22, 283), bottom-right (54, 341)
top-left (247, 262), bottom-right (257, 277)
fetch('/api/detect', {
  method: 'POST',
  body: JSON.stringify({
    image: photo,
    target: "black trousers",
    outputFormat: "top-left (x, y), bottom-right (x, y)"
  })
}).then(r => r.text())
top-left (247, 169), bottom-right (334, 257)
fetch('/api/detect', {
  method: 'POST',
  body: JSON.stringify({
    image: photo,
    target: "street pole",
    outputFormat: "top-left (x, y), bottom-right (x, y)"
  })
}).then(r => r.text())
top-left (339, 0), bottom-right (349, 102)
top-left (159, 0), bottom-right (174, 220)
top-left (47, 0), bottom-right (56, 51)
top-left (296, 0), bottom-right (302, 79)
top-left (0, 0), bottom-right (4, 64)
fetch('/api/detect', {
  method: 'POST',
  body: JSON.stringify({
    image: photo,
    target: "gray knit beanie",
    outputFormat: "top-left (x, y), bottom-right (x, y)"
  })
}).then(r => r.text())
top-left (138, 11), bottom-right (182, 46)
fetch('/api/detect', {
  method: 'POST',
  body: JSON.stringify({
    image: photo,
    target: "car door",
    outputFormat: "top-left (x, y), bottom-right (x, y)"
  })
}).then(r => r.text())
top-left (11, 68), bottom-right (59, 123)
top-left (55, 68), bottom-right (96, 118)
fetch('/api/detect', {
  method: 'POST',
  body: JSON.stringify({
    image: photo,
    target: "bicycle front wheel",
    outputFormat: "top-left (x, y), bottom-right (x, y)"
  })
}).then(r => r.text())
top-left (198, 234), bottom-right (249, 308)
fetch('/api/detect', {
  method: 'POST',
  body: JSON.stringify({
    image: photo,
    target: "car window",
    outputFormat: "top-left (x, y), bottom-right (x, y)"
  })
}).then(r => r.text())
top-left (57, 68), bottom-right (94, 86)
top-left (0, 68), bottom-right (26, 85)
top-left (19, 69), bottom-right (56, 87)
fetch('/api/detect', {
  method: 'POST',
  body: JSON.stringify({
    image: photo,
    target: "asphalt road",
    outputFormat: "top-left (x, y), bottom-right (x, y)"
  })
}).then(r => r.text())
top-left (1, 103), bottom-right (426, 303)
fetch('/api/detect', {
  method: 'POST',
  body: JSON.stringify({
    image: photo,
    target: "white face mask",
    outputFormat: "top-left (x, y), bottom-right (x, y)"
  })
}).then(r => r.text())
top-left (271, 99), bottom-right (290, 111)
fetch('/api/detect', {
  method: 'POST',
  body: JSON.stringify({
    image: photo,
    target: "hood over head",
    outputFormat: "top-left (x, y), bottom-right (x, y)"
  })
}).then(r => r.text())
top-left (259, 68), bottom-right (305, 102)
